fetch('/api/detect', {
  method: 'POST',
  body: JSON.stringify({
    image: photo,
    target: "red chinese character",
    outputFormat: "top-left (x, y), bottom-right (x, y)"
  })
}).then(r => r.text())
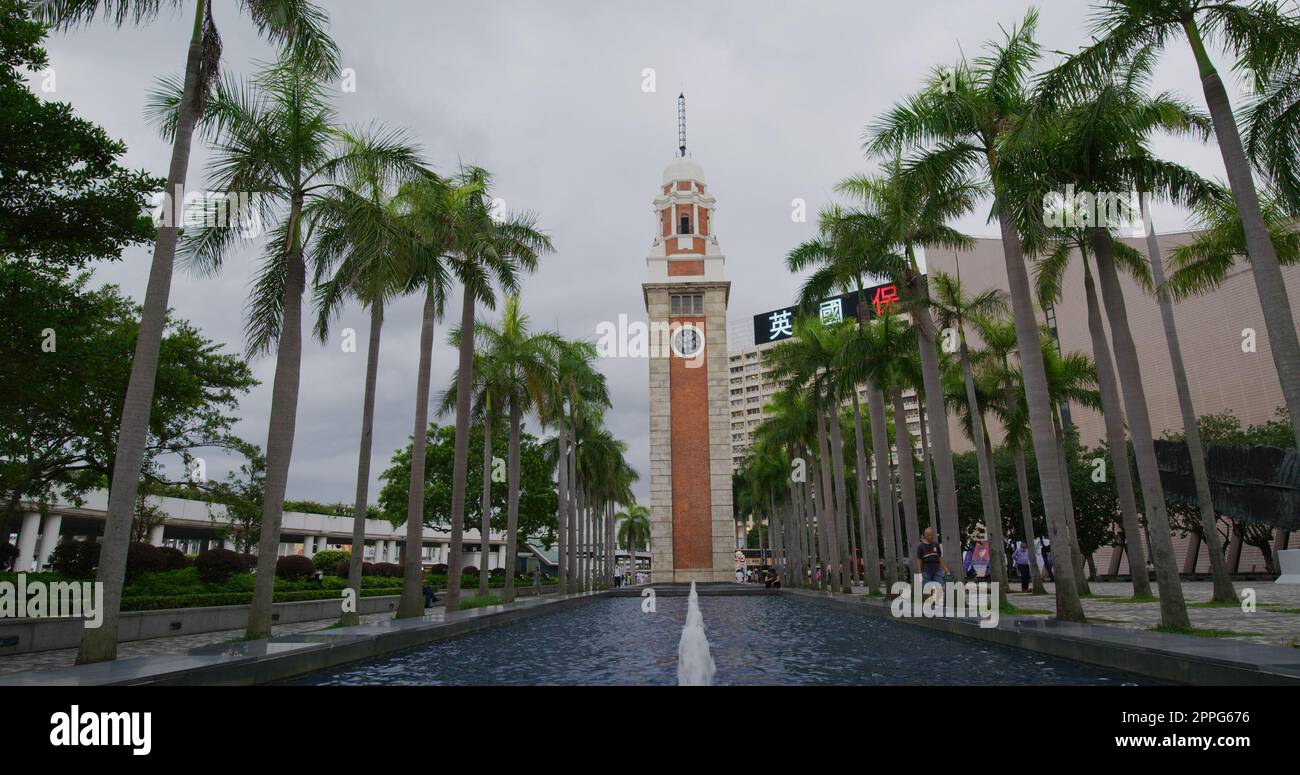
top-left (872, 284), bottom-right (900, 316)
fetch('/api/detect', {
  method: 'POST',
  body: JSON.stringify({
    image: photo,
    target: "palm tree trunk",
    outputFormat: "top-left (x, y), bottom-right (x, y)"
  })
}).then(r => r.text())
top-left (808, 449), bottom-right (828, 591)
top-left (479, 405), bottom-right (493, 598)
top-left (813, 403), bottom-right (840, 591)
top-left (77, 1), bottom-right (208, 664)
top-left (607, 502), bottom-right (616, 588)
top-left (1013, 444), bottom-right (1047, 594)
top-left (866, 383), bottom-right (898, 587)
top-left (1184, 19), bottom-right (1300, 451)
top-left (917, 400), bottom-right (937, 539)
top-left (566, 421), bottom-right (578, 589)
top-left (843, 493), bottom-right (859, 585)
top-left (1141, 197), bottom-right (1236, 603)
top-left (958, 344), bottom-right (1009, 590)
top-left (797, 482), bottom-right (810, 587)
top-left (343, 301), bottom-right (383, 625)
top-left (981, 430), bottom-right (1009, 586)
top-left (908, 280), bottom-right (963, 581)
top-left (584, 486), bottom-right (592, 591)
top-left (1089, 230), bottom-right (1189, 628)
top-left (851, 393), bottom-right (882, 594)
top-left (828, 404), bottom-right (854, 592)
top-left (443, 286), bottom-right (478, 613)
top-left (889, 388), bottom-right (922, 577)
top-left (789, 482), bottom-right (801, 587)
top-left (1053, 410), bottom-right (1091, 597)
top-left (246, 242), bottom-right (307, 639)
top-left (1081, 261), bottom-right (1150, 597)
top-left (555, 419), bottom-right (568, 594)
top-left (891, 465), bottom-right (907, 579)
top-left (995, 205), bottom-right (1085, 622)
top-left (504, 395), bottom-right (522, 603)
top-left (397, 290), bottom-right (437, 619)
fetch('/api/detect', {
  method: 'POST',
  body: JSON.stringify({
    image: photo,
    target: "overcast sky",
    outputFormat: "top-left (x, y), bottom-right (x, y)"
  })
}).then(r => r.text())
top-left (40, 0), bottom-right (1251, 507)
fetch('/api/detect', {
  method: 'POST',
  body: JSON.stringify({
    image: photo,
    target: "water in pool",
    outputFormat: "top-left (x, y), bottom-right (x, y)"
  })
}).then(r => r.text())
top-left (293, 595), bottom-right (1151, 686)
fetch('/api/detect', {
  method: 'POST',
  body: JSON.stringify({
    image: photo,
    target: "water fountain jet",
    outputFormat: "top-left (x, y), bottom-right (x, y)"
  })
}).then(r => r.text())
top-left (676, 581), bottom-right (716, 686)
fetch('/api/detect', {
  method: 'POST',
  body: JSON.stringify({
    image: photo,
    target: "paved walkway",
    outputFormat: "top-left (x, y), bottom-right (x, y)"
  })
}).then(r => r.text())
top-left (1000, 580), bottom-right (1300, 647)
top-left (0, 611), bottom-right (397, 676)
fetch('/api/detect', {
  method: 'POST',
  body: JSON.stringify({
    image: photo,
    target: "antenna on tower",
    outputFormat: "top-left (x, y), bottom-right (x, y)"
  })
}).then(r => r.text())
top-left (677, 93), bottom-right (687, 157)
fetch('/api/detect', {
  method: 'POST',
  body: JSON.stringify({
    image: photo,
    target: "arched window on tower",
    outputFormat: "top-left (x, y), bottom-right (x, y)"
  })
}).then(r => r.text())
top-left (679, 214), bottom-right (691, 235)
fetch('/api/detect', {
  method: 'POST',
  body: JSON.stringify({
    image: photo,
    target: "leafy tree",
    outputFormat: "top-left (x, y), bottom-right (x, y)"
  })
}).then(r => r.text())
top-left (0, 264), bottom-right (254, 544)
top-left (203, 440), bottom-right (265, 555)
top-left (0, 1), bottom-right (159, 268)
top-left (376, 423), bottom-right (558, 548)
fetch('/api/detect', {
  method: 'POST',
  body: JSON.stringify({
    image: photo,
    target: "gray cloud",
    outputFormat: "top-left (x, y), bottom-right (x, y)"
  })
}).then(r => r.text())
top-left (43, 0), bottom-right (1244, 506)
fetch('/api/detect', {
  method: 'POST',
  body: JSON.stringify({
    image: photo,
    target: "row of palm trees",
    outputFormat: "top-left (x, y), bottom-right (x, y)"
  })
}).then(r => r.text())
top-left (42, 0), bottom-right (637, 663)
top-left (439, 303), bottom-right (639, 601)
top-left (738, 1), bottom-right (1300, 630)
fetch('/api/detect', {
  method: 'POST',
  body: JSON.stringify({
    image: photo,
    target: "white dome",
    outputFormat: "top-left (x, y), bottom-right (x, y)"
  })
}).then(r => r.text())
top-left (662, 157), bottom-right (706, 185)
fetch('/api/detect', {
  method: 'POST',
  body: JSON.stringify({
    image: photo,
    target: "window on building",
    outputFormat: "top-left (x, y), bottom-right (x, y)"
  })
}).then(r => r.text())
top-left (670, 293), bottom-right (703, 315)
top-left (679, 214), bottom-right (691, 234)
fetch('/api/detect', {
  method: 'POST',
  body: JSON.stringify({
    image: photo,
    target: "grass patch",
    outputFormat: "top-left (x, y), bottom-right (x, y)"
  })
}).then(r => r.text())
top-left (999, 599), bottom-right (1052, 615)
top-left (1188, 600), bottom-right (1246, 609)
top-left (1090, 595), bottom-right (1160, 603)
top-left (1151, 624), bottom-right (1262, 639)
top-left (456, 594), bottom-right (504, 610)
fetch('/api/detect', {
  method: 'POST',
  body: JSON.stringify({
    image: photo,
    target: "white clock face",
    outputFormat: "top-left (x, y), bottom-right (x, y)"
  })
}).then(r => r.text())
top-left (671, 325), bottom-right (705, 358)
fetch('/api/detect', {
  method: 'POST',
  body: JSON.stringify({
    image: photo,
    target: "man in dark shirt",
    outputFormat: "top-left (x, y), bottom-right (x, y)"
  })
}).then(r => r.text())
top-left (915, 526), bottom-right (949, 600)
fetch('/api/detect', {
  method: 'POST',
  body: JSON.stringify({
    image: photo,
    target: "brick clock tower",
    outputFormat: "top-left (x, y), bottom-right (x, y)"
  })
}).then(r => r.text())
top-left (642, 96), bottom-right (734, 583)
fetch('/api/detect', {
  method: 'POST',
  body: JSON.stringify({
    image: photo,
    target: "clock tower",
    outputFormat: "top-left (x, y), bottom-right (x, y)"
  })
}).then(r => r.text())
top-left (642, 95), bottom-right (734, 583)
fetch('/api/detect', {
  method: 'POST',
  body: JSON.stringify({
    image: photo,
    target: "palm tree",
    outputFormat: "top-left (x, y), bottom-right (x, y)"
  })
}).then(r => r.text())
top-left (867, 9), bottom-right (1088, 620)
top-left (618, 503), bottom-right (651, 581)
top-left (437, 320), bottom-right (509, 598)
top-left (1020, 56), bottom-right (1229, 625)
top-left (310, 135), bottom-right (427, 625)
top-left (787, 209), bottom-right (885, 592)
top-left (766, 318), bottom-right (851, 592)
top-left (545, 338), bottom-right (609, 595)
top-left (980, 318), bottom-right (1048, 594)
top-left (157, 57), bottom-right (424, 640)
top-left (435, 166), bottom-right (552, 614)
top-left (1046, 0), bottom-right (1300, 451)
top-left (831, 155), bottom-right (979, 592)
top-left (386, 172), bottom-right (463, 619)
top-left (1244, 61), bottom-right (1300, 213)
top-left (471, 296), bottom-right (562, 602)
top-left (1033, 228), bottom-right (1153, 598)
top-left (1041, 340), bottom-right (1106, 597)
top-left (41, 0), bottom-right (340, 665)
top-left (929, 270), bottom-right (1012, 590)
top-left (841, 313), bottom-right (918, 589)
top-left (753, 386), bottom-right (819, 588)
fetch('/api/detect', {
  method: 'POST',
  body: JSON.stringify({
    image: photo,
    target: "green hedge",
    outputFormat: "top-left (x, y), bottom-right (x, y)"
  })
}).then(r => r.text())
top-left (119, 587), bottom-right (401, 612)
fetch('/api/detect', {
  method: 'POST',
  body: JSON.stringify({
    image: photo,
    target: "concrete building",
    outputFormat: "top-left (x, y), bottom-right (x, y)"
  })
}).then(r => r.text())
top-left (923, 231), bottom-right (1300, 456)
top-left (726, 340), bottom-right (925, 471)
top-left (5, 489), bottom-right (549, 574)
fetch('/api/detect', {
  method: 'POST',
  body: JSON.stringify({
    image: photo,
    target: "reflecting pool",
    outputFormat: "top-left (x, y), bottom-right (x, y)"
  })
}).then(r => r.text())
top-left (294, 595), bottom-right (1152, 685)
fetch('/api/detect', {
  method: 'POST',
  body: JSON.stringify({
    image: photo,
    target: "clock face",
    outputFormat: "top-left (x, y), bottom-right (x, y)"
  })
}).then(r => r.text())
top-left (671, 325), bottom-right (705, 358)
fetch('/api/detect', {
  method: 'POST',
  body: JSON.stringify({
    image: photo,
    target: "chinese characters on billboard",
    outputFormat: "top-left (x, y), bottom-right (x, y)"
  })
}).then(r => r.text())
top-left (751, 280), bottom-right (908, 345)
